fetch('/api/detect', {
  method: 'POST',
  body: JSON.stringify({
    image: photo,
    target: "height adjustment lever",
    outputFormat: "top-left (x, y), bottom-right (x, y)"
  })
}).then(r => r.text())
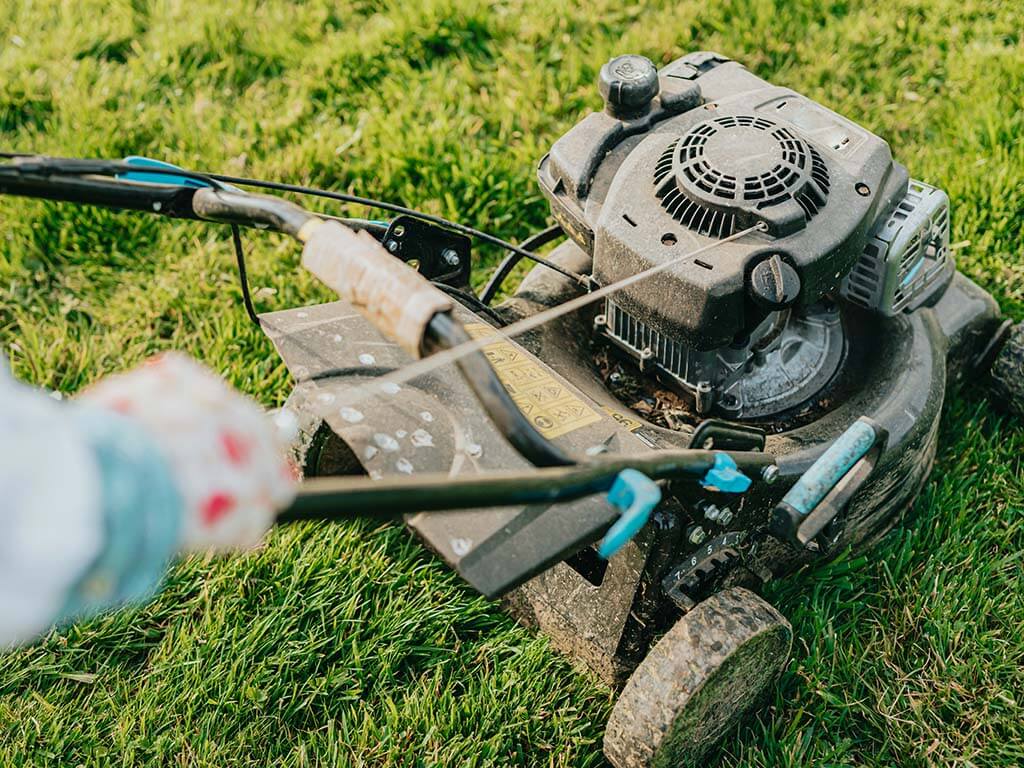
top-left (770, 417), bottom-right (887, 551)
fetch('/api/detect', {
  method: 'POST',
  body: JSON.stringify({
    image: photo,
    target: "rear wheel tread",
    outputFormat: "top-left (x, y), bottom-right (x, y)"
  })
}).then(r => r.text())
top-left (991, 322), bottom-right (1024, 418)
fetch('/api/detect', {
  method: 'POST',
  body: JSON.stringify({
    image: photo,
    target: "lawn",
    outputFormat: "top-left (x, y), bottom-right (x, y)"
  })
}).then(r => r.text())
top-left (1, 0), bottom-right (1022, 765)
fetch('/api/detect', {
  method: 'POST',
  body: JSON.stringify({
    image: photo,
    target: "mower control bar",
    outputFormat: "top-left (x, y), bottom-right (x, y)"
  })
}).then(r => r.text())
top-left (0, 160), bottom-right (202, 220)
top-left (281, 448), bottom-right (774, 523)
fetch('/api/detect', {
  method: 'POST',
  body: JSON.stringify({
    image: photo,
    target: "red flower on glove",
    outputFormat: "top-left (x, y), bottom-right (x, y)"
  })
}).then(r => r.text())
top-left (200, 492), bottom-right (237, 526)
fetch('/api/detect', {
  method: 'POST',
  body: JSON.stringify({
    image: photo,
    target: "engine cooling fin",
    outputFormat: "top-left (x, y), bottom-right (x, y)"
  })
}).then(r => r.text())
top-left (653, 114), bottom-right (830, 238)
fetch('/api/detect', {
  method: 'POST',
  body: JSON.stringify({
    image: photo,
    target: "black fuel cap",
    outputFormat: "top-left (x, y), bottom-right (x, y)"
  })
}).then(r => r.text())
top-left (750, 254), bottom-right (801, 308)
top-left (599, 54), bottom-right (659, 118)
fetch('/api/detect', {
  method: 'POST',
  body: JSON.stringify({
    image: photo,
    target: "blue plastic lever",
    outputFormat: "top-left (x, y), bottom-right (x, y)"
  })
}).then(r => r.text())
top-left (780, 418), bottom-right (878, 517)
top-left (598, 469), bottom-right (662, 559)
top-left (699, 452), bottom-right (752, 493)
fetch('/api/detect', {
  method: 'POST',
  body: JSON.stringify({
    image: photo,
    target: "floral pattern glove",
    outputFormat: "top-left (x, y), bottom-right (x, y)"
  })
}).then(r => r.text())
top-left (80, 353), bottom-right (297, 552)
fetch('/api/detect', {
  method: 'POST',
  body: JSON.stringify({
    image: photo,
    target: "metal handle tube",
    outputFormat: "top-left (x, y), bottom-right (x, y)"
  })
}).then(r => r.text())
top-left (0, 167), bottom-right (201, 219)
top-left (191, 187), bottom-right (315, 238)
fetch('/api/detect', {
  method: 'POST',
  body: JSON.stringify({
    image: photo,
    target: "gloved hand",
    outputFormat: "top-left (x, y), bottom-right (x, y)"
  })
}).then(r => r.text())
top-left (80, 352), bottom-right (297, 551)
top-left (1, 352), bottom-right (298, 649)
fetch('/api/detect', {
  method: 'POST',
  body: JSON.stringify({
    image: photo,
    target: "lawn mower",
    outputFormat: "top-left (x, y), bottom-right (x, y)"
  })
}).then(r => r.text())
top-left (2, 50), bottom-right (1022, 768)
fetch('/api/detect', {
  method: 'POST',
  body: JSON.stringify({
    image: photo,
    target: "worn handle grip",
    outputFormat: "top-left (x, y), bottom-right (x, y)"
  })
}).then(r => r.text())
top-left (300, 220), bottom-right (453, 357)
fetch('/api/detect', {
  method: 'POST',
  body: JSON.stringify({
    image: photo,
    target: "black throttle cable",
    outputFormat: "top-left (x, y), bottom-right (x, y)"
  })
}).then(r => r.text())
top-left (478, 224), bottom-right (565, 305)
top-left (204, 172), bottom-right (585, 285)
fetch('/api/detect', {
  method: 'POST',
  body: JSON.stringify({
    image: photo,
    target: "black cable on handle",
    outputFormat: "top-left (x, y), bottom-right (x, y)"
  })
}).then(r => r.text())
top-left (204, 172), bottom-right (585, 285)
top-left (423, 311), bottom-right (574, 468)
top-left (478, 224), bottom-right (565, 305)
top-left (230, 224), bottom-right (260, 326)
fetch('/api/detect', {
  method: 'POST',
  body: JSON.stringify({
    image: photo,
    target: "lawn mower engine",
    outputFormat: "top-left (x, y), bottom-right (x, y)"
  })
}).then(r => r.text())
top-left (265, 53), bottom-right (1010, 768)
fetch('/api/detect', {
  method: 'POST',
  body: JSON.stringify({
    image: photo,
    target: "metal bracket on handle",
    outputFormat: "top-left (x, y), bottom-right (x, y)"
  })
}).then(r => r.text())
top-left (770, 417), bottom-right (888, 551)
top-left (382, 215), bottom-right (472, 288)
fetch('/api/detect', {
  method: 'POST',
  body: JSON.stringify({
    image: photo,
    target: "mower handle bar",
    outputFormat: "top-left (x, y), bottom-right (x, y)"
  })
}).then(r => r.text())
top-left (0, 161), bottom-right (572, 467)
top-left (282, 448), bottom-right (774, 523)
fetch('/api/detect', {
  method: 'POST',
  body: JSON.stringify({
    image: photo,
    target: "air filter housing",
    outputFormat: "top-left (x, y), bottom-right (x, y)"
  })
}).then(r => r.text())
top-left (840, 179), bottom-right (953, 315)
top-left (538, 52), bottom-right (912, 349)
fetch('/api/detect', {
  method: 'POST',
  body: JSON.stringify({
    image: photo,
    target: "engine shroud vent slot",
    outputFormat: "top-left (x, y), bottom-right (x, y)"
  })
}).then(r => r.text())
top-left (653, 114), bottom-right (830, 238)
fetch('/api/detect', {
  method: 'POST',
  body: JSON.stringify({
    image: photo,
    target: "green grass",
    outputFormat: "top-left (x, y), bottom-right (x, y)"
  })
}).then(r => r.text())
top-left (1, 0), bottom-right (1022, 765)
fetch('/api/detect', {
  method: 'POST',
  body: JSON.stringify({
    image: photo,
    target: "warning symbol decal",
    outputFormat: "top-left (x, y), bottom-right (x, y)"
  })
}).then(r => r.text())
top-left (465, 323), bottom-right (602, 439)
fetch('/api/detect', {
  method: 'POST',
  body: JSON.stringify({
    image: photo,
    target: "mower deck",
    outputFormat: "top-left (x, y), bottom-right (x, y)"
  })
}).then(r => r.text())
top-left (263, 257), bottom-right (1002, 688)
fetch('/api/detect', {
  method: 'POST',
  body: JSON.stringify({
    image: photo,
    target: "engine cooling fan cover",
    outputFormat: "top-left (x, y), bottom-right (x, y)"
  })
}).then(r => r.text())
top-left (654, 114), bottom-right (830, 237)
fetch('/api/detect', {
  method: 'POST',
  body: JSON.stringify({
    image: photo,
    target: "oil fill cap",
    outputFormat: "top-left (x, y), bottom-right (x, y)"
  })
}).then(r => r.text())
top-left (599, 54), bottom-right (659, 118)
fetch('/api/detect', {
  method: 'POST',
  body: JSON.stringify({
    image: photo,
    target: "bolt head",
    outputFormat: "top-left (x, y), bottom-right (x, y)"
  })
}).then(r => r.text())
top-left (386, 240), bottom-right (399, 253)
top-left (762, 464), bottom-right (780, 484)
top-left (688, 526), bottom-right (707, 545)
top-left (442, 248), bottom-right (460, 266)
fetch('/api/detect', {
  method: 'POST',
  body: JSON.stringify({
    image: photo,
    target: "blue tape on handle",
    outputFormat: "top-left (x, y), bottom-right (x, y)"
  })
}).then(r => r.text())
top-left (598, 469), bottom-right (662, 559)
top-left (118, 156), bottom-right (213, 188)
top-left (781, 418), bottom-right (877, 517)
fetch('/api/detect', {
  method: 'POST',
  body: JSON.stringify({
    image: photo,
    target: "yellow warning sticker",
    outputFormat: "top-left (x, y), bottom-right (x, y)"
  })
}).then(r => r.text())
top-left (465, 323), bottom-right (602, 439)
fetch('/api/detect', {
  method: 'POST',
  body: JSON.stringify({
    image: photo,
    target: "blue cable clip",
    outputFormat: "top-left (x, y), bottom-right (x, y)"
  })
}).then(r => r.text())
top-left (599, 469), bottom-right (662, 559)
top-left (700, 452), bottom-right (752, 493)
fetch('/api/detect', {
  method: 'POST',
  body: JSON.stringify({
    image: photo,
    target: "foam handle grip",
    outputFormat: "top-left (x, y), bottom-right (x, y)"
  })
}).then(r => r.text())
top-left (300, 220), bottom-right (453, 358)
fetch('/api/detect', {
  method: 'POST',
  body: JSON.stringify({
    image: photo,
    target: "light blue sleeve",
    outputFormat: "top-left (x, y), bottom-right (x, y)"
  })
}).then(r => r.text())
top-left (0, 359), bottom-right (184, 647)
top-left (58, 403), bottom-right (184, 624)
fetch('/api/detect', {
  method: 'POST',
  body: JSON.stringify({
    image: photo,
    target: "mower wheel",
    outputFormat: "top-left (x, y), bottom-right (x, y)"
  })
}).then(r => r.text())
top-left (990, 321), bottom-right (1024, 418)
top-left (603, 587), bottom-right (791, 768)
top-left (282, 389), bottom-right (363, 477)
